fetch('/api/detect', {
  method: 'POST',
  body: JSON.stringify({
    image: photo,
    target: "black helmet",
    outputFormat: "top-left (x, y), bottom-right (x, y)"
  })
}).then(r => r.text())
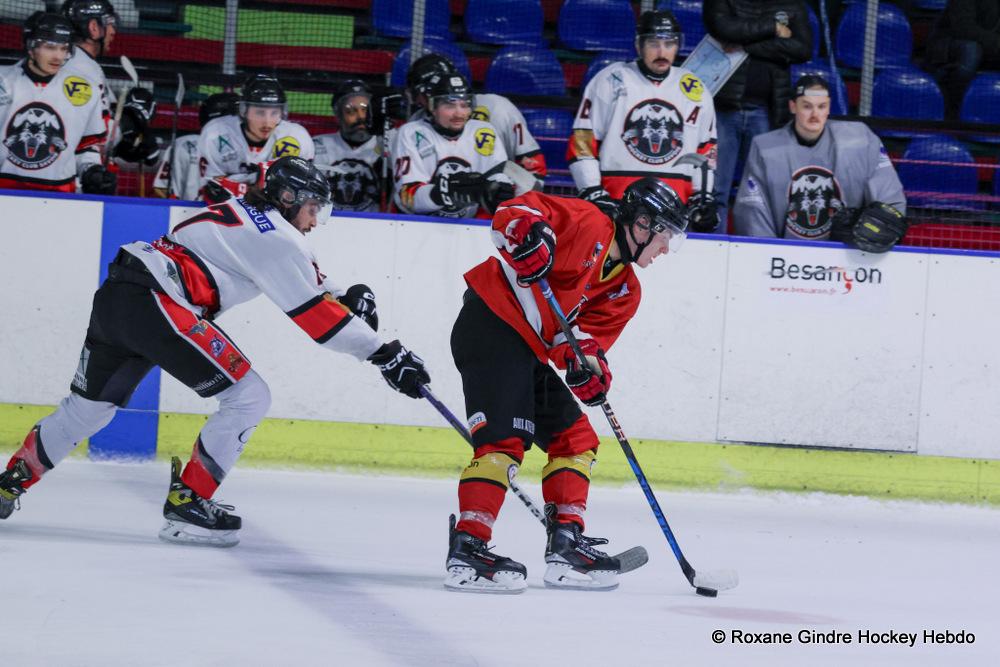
top-left (332, 79), bottom-right (372, 143)
top-left (241, 74), bottom-right (287, 117)
top-left (425, 72), bottom-right (472, 109)
top-left (263, 157), bottom-right (333, 224)
top-left (199, 92), bottom-right (240, 128)
top-left (331, 79), bottom-right (371, 113)
top-left (637, 10), bottom-right (682, 43)
top-left (615, 177), bottom-right (687, 262)
top-left (24, 12), bottom-right (75, 52)
top-left (406, 53), bottom-right (456, 99)
top-left (61, 0), bottom-right (118, 39)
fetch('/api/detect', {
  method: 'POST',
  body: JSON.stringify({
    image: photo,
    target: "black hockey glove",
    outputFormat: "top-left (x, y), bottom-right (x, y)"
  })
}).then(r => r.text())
top-left (852, 202), bottom-right (908, 253)
top-left (113, 108), bottom-right (160, 165)
top-left (341, 284), bottom-right (378, 332)
top-left (368, 340), bottom-right (431, 399)
top-left (80, 165), bottom-right (117, 195)
top-left (579, 186), bottom-right (619, 219)
top-left (202, 180), bottom-right (232, 204)
top-left (484, 180), bottom-right (515, 213)
top-left (686, 191), bottom-right (719, 233)
top-left (430, 171), bottom-right (487, 210)
top-left (828, 203), bottom-right (858, 244)
top-left (370, 92), bottom-right (408, 133)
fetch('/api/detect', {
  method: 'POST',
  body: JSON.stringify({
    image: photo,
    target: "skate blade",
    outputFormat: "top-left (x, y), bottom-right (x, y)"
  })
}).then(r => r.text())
top-left (615, 546), bottom-right (649, 574)
top-left (158, 520), bottom-right (239, 548)
top-left (444, 566), bottom-right (527, 594)
top-left (543, 562), bottom-right (619, 591)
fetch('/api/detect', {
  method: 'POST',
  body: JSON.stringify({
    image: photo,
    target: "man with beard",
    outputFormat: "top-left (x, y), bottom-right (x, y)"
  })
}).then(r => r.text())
top-left (567, 10), bottom-right (717, 227)
top-left (197, 73), bottom-right (314, 203)
top-left (733, 76), bottom-right (908, 253)
top-left (391, 72), bottom-right (514, 219)
top-left (61, 0), bottom-right (118, 136)
top-left (314, 80), bottom-right (382, 212)
top-left (0, 12), bottom-right (112, 193)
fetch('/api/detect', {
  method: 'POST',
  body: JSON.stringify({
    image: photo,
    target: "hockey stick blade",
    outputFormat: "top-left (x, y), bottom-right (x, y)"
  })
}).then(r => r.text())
top-left (693, 568), bottom-right (739, 592)
top-left (615, 546), bottom-right (648, 574)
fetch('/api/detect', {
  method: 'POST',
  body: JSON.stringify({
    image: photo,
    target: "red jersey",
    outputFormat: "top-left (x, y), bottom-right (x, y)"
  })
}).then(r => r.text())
top-left (464, 191), bottom-right (641, 365)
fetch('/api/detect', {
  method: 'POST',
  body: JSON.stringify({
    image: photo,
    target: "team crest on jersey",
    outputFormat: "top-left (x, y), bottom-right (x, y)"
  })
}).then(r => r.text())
top-left (471, 105), bottom-right (490, 122)
top-left (326, 158), bottom-right (378, 211)
top-left (3, 102), bottom-right (67, 170)
top-left (785, 166), bottom-right (843, 239)
top-left (63, 76), bottom-right (92, 106)
top-left (473, 127), bottom-right (496, 156)
top-left (679, 73), bottom-right (704, 102)
top-left (271, 136), bottom-right (301, 159)
top-left (621, 99), bottom-right (684, 165)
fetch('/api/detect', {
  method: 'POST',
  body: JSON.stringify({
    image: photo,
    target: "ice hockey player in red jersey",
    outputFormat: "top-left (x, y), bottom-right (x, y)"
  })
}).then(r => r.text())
top-left (445, 177), bottom-right (688, 593)
top-left (0, 157), bottom-right (431, 547)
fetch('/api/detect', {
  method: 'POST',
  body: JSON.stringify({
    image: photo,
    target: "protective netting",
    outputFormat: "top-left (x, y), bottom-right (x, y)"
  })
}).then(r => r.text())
top-left (0, 1), bottom-right (997, 249)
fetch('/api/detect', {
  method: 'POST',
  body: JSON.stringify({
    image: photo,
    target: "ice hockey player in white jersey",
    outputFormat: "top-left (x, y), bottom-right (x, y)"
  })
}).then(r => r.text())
top-left (392, 72), bottom-right (514, 219)
top-left (153, 92), bottom-right (239, 200)
top-left (60, 0), bottom-right (119, 133)
top-left (0, 157), bottom-right (432, 547)
top-left (568, 10), bottom-right (717, 229)
top-left (197, 73), bottom-right (315, 203)
top-left (0, 12), bottom-right (114, 193)
top-left (404, 53), bottom-right (547, 188)
top-left (314, 79), bottom-right (382, 212)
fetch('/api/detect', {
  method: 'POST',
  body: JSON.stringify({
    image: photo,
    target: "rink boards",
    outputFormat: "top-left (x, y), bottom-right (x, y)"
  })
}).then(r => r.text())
top-left (2, 190), bottom-right (999, 462)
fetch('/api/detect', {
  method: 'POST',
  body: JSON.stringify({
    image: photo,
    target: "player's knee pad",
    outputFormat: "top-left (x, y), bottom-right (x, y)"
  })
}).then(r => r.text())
top-left (37, 394), bottom-right (117, 467)
top-left (461, 450), bottom-right (521, 491)
top-left (546, 414), bottom-right (600, 458)
top-left (199, 371), bottom-right (270, 474)
top-left (217, 370), bottom-right (271, 423)
top-left (542, 449), bottom-right (596, 485)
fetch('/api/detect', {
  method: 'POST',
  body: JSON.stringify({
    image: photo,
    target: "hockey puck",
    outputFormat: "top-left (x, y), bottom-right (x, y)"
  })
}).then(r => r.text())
top-left (695, 587), bottom-right (718, 597)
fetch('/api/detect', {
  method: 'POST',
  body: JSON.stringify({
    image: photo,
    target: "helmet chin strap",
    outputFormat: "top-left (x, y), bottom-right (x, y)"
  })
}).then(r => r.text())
top-left (614, 209), bottom-right (653, 264)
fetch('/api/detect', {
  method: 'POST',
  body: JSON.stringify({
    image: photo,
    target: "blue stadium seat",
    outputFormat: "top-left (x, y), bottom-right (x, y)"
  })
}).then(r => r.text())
top-left (835, 3), bottom-right (912, 69)
top-left (390, 40), bottom-right (472, 89)
top-left (790, 60), bottom-right (849, 115)
top-left (372, 0), bottom-right (452, 40)
top-left (486, 47), bottom-right (567, 96)
top-left (872, 68), bottom-right (944, 120)
top-left (663, 0), bottom-right (707, 57)
top-left (897, 136), bottom-right (981, 210)
top-left (915, 0), bottom-right (948, 9)
top-left (582, 50), bottom-right (633, 90)
top-left (465, 0), bottom-right (544, 47)
top-left (558, 0), bottom-right (636, 52)
top-left (960, 73), bottom-right (1000, 125)
top-left (807, 5), bottom-right (819, 60)
top-left (521, 107), bottom-right (575, 171)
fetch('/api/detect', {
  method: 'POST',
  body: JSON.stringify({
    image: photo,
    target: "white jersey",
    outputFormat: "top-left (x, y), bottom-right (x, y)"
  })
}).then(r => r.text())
top-left (569, 60), bottom-right (717, 201)
top-left (62, 48), bottom-right (110, 129)
top-left (391, 117), bottom-right (510, 218)
top-left (121, 198), bottom-right (381, 361)
top-left (152, 133), bottom-right (199, 200)
top-left (0, 60), bottom-right (105, 191)
top-left (197, 114), bottom-right (315, 190)
top-left (313, 132), bottom-right (381, 212)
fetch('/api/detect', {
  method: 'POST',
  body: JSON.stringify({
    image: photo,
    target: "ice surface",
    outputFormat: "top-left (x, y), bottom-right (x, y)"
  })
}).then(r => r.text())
top-left (2, 460), bottom-right (998, 666)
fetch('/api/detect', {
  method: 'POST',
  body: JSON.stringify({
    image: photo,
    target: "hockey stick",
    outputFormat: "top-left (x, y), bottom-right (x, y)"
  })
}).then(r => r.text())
top-left (105, 55), bottom-right (138, 168)
top-left (537, 278), bottom-right (738, 596)
top-left (153, 73), bottom-right (184, 197)
top-left (417, 384), bottom-right (546, 525)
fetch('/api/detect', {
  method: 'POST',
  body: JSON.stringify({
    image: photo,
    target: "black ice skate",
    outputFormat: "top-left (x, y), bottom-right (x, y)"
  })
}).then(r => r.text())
top-left (444, 514), bottom-right (527, 594)
top-left (0, 460), bottom-right (32, 520)
top-left (158, 457), bottom-right (241, 548)
top-left (543, 503), bottom-right (634, 591)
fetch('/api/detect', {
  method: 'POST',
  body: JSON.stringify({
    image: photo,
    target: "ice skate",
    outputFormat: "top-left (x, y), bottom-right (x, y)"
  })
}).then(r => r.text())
top-left (543, 504), bottom-right (623, 591)
top-left (159, 457), bottom-right (241, 548)
top-left (444, 514), bottom-right (527, 594)
top-left (0, 460), bottom-right (32, 520)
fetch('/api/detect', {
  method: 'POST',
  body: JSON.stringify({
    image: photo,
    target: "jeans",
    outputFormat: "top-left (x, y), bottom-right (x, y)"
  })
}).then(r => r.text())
top-left (713, 106), bottom-right (771, 233)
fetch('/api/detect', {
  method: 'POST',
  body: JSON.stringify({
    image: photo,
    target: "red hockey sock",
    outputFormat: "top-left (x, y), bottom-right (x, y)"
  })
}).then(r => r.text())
top-left (180, 438), bottom-right (221, 498)
top-left (456, 438), bottom-right (524, 541)
top-left (8, 426), bottom-right (52, 490)
top-left (541, 415), bottom-right (599, 528)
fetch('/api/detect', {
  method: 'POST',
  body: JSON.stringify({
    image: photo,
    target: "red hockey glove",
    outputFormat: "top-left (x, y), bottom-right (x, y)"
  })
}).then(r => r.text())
top-left (560, 338), bottom-right (612, 407)
top-left (495, 214), bottom-right (556, 287)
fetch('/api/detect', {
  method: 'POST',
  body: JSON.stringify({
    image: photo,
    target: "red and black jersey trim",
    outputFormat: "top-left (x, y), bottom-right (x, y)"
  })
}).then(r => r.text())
top-left (0, 173), bottom-right (75, 188)
top-left (286, 293), bottom-right (352, 344)
top-left (77, 132), bottom-right (107, 152)
top-left (152, 238), bottom-right (222, 317)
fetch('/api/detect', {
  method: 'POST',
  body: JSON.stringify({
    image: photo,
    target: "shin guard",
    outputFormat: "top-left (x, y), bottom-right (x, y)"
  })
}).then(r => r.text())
top-left (542, 449), bottom-right (596, 528)
top-left (456, 438), bottom-right (524, 541)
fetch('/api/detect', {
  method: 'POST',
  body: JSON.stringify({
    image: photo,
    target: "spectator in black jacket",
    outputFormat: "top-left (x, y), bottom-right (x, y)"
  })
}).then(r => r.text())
top-left (927, 0), bottom-right (1000, 119)
top-left (703, 0), bottom-right (812, 233)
